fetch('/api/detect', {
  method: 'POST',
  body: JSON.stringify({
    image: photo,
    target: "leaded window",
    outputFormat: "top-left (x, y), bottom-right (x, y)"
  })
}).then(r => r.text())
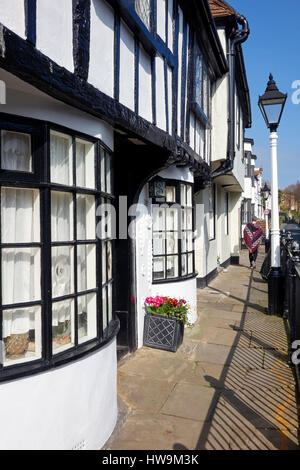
top-left (0, 116), bottom-right (115, 379)
top-left (191, 44), bottom-right (211, 164)
top-left (135, 0), bottom-right (151, 30)
top-left (152, 181), bottom-right (194, 282)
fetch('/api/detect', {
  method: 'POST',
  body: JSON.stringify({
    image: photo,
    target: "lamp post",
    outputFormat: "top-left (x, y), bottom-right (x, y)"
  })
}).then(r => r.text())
top-left (261, 183), bottom-right (271, 253)
top-left (258, 74), bottom-right (287, 315)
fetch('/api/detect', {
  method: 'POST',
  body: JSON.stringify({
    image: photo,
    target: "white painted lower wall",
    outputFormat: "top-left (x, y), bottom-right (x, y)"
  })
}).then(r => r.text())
top-left (0, 340), bottom-right (118, 450)
top-left (195, 185), bottom-right (240, 283)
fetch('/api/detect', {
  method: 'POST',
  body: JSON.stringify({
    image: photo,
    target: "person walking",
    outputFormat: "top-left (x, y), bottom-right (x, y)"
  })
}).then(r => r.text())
top-left (243, 217), bottom-right (263, 269)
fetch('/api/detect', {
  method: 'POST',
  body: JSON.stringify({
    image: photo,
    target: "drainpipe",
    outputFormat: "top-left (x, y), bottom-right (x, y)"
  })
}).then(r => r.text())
top-left (211, 14), bottom-right (250, 179)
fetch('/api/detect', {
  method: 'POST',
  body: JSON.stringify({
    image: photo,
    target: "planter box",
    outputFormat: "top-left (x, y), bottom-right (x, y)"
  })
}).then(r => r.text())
top-left (143, 313), bottom-right (184, 353)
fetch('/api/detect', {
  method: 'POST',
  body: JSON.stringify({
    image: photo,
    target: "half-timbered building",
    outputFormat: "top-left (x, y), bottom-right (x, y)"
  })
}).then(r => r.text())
top-left (0, 0), bottom-right (250, 449)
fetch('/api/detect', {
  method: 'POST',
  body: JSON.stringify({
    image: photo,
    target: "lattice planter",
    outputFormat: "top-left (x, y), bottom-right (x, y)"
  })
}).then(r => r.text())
top-left (143, 313), bottom-right (184, 353)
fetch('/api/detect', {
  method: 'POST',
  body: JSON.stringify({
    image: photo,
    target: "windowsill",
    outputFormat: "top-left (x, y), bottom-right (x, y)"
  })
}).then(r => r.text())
top-left (0, 319), bottom-right (120, 384)
top-left (152, 272), bottom-right (198, 285)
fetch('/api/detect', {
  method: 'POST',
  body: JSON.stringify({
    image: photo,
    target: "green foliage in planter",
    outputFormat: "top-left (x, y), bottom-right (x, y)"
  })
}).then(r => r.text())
top-left (145, 296), bottom-right (190, 325)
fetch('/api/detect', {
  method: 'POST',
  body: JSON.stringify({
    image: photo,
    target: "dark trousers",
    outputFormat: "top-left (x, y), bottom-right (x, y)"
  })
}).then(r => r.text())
top-left (249, 251), bottom-right (258, 265)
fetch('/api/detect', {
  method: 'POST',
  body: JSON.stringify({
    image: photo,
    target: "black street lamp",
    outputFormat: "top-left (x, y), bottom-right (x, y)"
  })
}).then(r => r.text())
top-left (258, 75), bottom-right (287, 316)
top-left (261, 182), bottom-right (271, 202)
top-left (258, 74), bottom-right (287, 132)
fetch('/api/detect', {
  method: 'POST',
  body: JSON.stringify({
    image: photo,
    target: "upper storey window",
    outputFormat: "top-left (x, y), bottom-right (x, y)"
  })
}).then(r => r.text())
top-left (135, 0), bottom-right (151, 30)
top-left (194, 47), bottom-right (211, 120)
top-left (190, 43), bottom-right (212, 164)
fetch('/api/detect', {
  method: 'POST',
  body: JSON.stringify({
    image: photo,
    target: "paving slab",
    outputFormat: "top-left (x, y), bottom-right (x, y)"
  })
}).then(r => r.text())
top-left (106, 249), bottom-right (300, 451)
top-left (160, 383), bottom-right (220, 422)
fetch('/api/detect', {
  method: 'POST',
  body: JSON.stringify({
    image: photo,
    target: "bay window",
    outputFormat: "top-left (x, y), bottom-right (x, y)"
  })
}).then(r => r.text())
top-left (0, 115), bottom-right (115, 380)
top-left (152, 181), bottom-right (195, 282)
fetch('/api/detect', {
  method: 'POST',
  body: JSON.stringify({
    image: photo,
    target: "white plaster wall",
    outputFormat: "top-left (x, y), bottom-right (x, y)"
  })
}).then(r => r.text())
top-left (195, 186), bottom-right (232, 282)
top-left (177, 8), bottom-right (183, 135)
top-left (216, 187), bottom-right (231, 264)
top-left (232, 93), bottom-right (245, 190)
top-left (211, 29), bottom-right (228, 162)
top-left (139, 46), bottom-right (152, 122)
top-left (155, 54), bottom-right (166, 131)
top-left (89, 0), bottom-right (114, 98)
top-left (0, 69), bottom-right (114, 150)
top-left (0, 341), bottom-right (117, 450)
top-left (230, 192), bottom-right (242, 257)
top-left (243, 177), bottom-right (252, 200)
top-left (244, 141), bottom-right (252, 152)
top-left (194, 188), bottom-right (218, 280)
top-left (167, 65), bottom-right (173, 133)
top-left (36, 0), bottom-right (73, 72)
top-left (157, 0), bottom-right (166, 42)
top-left (0, 0), bottom-right (25, 38)
top-left (119, 20), bottom-right (135, 111)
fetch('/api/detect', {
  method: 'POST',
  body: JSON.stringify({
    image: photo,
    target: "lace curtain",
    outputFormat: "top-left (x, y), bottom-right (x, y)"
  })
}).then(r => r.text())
top-left (2, 187), bottom-right (40, 340)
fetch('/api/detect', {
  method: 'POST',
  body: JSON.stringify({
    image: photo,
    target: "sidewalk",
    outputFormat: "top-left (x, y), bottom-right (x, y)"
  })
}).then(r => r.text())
top-left (105, 249), bottom-right (300, 450)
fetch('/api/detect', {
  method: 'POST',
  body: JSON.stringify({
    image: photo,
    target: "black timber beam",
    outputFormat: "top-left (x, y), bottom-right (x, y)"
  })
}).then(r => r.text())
top-left (0, 24), bottom-right (210, 180)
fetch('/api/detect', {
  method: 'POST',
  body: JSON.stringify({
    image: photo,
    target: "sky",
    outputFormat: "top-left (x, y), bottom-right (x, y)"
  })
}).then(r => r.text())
top-left (228, 0), bottom-right (300, 189)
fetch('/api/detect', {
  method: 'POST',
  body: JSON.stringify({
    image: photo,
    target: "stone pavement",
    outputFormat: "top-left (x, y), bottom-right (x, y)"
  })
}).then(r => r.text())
top-left (105, 249), bottom-right (300, 450)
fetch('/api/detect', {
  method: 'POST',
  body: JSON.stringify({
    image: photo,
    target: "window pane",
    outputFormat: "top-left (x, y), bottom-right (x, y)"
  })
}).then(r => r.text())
top-left (153, 233), bottom-right (165, 255)
top-left (181, 185), bottom-right (186, 206)
top-left (181, 255), bottom-right (187, 276)
top-left (188, 253), bottom-right (194, 274)
top-left (107, 241), bottom-right (113, 281)
top-left (108, 283), bottom-right (113, 323)
top-left (77, 194), bottom-right (96, 240)
top-left (77, 244), bottom-right (96, 292)
top-left (51, 191), bottom-right (73, 242)
top-left (187, 186), bottom-right (192, 207)
top-left (195, 50), bottom-right (203, 108)
top-left (3, 306), bottom-right (41, 366)
top-left (181, 232), bottom-right (187, 252)
top-left (187, 231), bottom-right (193, 252)
top-left (1, 187), bottom-right (40, 243)
top-left (52, 299), bottom-right (74, 354)
top-left (102, 243), bottom-right (107, 285)
top-left (76, 139), bottom-right (95, 189)
top-left (100, 148), bottom-right (106, 192)
top-left (187, 208), bottom-right (193, 229)
top-left (166, 256), bottom-right (178, 279)
top-left (166, 208), bottom-right (178, 231)
top-left (78, 293), bottom-right (97, 344)
top-left (50, 131), bottom-right (72, 185)
top-left (106, 153), bottom-right (112, 195)
top-left (166, 232), bottom-right (178, 255)
top-left (135, 0), bottom-right (151, 29)
top-left (153, 257), bottom-right (165, 280)
top-left (52, 246), bottom-right (74, 298)
top-left (1, 130), bottom-right (32, 172)
top-left (2, 248), bottom-right (41, 305)
top-left (102, 288), bottom-right (107, 330)
top-left (153, 207), bottom-right (165, 231)
top-left (166, 186), bottom-right (176, 203)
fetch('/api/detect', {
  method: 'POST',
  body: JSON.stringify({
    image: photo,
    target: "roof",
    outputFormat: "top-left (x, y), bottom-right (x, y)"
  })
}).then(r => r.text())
top-left (208, 0), bottom-right (236, 18)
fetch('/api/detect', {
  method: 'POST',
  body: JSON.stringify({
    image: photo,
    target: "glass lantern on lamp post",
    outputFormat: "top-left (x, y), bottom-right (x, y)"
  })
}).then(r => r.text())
top-left (258, 74), bottom-right (287, 316)
top-left (261, 183), bottom-right (271, 253)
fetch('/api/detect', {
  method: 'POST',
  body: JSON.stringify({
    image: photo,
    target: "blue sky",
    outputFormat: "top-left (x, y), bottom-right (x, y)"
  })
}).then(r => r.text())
top-left (228, 0), bottom-right (300, 189)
